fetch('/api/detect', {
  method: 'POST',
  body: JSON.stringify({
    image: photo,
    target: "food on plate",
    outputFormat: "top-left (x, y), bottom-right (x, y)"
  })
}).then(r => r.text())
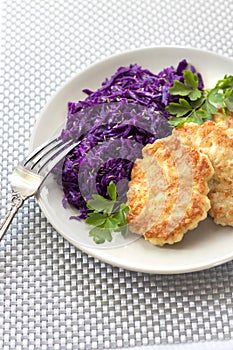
top-left (60, 60), bottom-right (196, 219)
top-left (58, 58), bottom-right (233, 245)
top-left (174, 110), bottom-right (233, 226)
top-left (166, 72), bottom-right (233, 128)
top-left (126, 133), bottom-right (214, 246)
top-left (85, 181), bottom-right (130, 244)
top-left (212, 109), bottom-right (233, 137)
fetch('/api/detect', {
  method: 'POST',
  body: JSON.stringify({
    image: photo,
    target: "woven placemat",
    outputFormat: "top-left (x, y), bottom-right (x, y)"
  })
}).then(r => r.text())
top-left (1, 0), bottom-right (233, 349)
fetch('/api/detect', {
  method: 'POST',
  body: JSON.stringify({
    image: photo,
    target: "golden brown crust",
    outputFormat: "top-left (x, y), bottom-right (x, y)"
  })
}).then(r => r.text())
top-left (126, 163), bottom-right (148, 223)
top-left (126, 133), bottom-right (214, 246)
top-left (174, 112), bottom-right (233, 226)
top-left (208, 190), bottom-right (233, 226)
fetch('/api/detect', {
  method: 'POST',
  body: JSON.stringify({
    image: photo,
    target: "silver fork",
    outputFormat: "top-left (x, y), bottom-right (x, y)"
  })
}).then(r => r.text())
top-left (0, 136), bottom-right (78, 241)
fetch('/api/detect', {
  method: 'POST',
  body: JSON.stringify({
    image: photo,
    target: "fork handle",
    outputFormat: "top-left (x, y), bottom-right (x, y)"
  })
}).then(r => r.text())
top-left (0, 192), bottom-right (25, 241)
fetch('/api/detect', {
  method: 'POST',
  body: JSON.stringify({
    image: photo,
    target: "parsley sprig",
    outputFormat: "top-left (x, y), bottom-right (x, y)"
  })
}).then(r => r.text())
top-left (85, 182), bottom-right (130, 244)
top-left (166, 71), bottom-right (233, 128)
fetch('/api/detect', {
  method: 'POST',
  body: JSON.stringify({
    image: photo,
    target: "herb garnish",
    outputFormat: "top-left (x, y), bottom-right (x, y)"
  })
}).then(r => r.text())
top-left (166, 71), bottom-right (233, 128)
top-left (85, 181), bottom-right (130, 244)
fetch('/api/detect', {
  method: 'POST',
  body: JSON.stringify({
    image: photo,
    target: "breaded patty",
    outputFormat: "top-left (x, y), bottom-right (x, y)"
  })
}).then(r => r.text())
top-left (212, 110), bottom-right (233, 128)
top-left (212, 110), bottom-right (233, 139)
top-left (174, 113), bottom-right (233, 226)
top-left (126, 134), bottom-right (214, 246)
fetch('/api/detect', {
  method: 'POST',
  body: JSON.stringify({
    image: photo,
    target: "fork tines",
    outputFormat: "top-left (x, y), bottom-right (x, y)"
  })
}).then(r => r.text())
top-left (24, 137), bottom-right (75, 177)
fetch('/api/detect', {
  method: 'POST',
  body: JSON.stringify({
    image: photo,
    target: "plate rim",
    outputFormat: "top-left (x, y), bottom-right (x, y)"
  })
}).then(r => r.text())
top-left (31, 45), bottom-right (233, 274)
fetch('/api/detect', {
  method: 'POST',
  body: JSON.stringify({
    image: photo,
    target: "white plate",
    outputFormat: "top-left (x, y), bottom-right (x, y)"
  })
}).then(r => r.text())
top-left (30, 46), bottom-right (233, 274)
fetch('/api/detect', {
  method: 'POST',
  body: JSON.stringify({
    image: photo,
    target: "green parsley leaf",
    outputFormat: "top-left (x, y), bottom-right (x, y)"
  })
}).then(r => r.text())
top-left (104, 217), bottom-right (119, 229)
top-left (225, 92), bottom-right (233, 112)
top-left (169, 80), bottom-right (192, 96)
top-left (216, 75), bottom-right (233, 89)
top-left (188, 89), bottom-right (202, 101)
top-left (167, 116), bottom-right (189, 128)
top-left (202, 100), bottom-right (217, 115)
top-left (166, 98), bottom-right (192, 117)
top-left (85, 181), bottom-right (130, 244)
top-left (118, 225), bottom-right (128, 237)
top-left (85, 212), bottom-right (107, 226)
top-left (189, 96), bottom-right (205, 109)
top-left (87, 194), bottom-right (114, 214)
top-left (183, 70), bottom-right (199, 89)
top-left (167, 70), bottom-right (233, 128)
top-left (169, 70), bottom-right (201, 101)
top-left (191, 110), bottom-right (210, 124)
top-left (89, 227), bottom-right (112, 244)
top-left (112, 204), bottom-right (129, 225)
top-left (107, 181), bottom-right (117, 201)
top-left (207, 87), bottom-right (224, 104)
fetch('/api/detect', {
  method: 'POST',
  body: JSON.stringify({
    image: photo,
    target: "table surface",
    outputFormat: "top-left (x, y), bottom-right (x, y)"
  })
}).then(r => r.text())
top-left (1, 0), bottom-right (233, 349)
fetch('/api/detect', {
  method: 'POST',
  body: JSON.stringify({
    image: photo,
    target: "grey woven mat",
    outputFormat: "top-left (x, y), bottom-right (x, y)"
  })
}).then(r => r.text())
top-left (1, 0), bottom-right (233, 349)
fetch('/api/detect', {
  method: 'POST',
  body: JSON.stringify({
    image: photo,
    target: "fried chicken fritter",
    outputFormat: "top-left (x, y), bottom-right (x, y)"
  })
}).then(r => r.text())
top-left (126, 134), bottom-right (214, 246)
top-left (174, 113), bottom-right (233, 226)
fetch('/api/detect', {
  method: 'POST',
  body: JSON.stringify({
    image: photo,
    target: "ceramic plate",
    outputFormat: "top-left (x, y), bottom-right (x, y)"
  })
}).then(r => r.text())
top-left (30, 46), bottom-right (233, 274)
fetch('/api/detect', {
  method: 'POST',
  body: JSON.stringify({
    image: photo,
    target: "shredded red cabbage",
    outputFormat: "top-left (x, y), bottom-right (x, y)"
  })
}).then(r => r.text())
top-left (59, 59), bottom-right (203, 219)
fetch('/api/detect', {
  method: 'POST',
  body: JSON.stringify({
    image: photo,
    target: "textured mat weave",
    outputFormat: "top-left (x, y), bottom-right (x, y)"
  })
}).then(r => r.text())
top-left (1, 0), bottom-right (233, 349)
